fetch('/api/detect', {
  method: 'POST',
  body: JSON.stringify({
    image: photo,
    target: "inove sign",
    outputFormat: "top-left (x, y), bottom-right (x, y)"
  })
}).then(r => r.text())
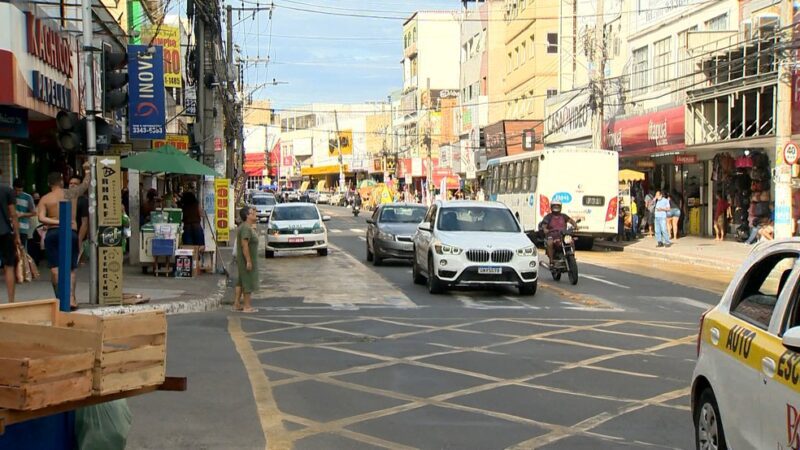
top-left (551, 192), bottom-right (573, 204)
top-left (128, 45), bottom-right (166, 140)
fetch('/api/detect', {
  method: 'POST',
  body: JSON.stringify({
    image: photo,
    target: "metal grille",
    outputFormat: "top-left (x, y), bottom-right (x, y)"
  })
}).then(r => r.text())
top-left (491, 249), bottom-right (513, 263)
top-left (466, 249), bottom-right (490, 262)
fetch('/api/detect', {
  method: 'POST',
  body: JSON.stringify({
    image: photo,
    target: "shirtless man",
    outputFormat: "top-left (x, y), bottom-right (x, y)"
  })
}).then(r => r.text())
top-left (37, 164), bottom-right (89, 309)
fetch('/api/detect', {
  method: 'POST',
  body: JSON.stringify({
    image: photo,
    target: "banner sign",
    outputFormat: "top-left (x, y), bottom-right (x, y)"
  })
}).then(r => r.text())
top-left (214, 178), bottom-right (231, 242)
top-left (152, 134), bottom-right (189, 152)
top-left (128, 45), bottom-right (166, 140)
top-left (184, 88), bottom-right (196, 116)
top-left (0, 106), bottom-right (28, 138)
top-left (96, 156), bottom-right (123, 304)
top-left (141, 25), bottom-right (181, 88)
top-left (606, 106), bottom-right (685, 156)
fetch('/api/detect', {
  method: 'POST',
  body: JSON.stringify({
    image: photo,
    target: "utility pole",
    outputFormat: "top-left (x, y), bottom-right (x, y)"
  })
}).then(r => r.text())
top-left (226, 4), bottom-right (237, 180)
top-left (194, 9), bottom-right (206, 163)
top-left (334, 110), bottom-right (346, 192)
top-left (425, 77), bottom-right (433, 205)
top-left (81, 0), bottom-right (98, 304)
top-left (774, 0), bottom-right (794, 238)
top-left (591, 0), bottom-right (606, 150)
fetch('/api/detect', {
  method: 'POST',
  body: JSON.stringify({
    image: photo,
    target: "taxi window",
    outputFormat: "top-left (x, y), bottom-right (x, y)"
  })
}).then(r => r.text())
top-left (782, 276), bottom-right (800, 336)
top-left (731, 253), bottom-right (798, 330)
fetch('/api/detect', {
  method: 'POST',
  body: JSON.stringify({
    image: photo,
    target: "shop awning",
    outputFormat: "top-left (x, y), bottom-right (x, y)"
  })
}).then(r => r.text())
top-left (121, 145), bottom-right (220, 176)
top-left (300, 164), bottom-right (349, 176)
top-left (619, 169), bottom-right (645, 182)
top-left (316, 180), bottom-right (327, 191)
top-left (299, 181), bottom-right (310, 192)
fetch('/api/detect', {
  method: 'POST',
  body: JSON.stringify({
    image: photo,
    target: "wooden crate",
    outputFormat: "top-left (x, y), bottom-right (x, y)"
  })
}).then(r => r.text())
top-left (0, 300), bottom-right (168, 396)
top-left (0, 325), bottom-right (95, 411)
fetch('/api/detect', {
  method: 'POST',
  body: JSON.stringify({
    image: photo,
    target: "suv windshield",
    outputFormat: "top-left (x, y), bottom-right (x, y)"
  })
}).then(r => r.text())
top-left (437, 207), bottom-right (520, 232)
top-left (380, 206), bottom-right (427, 223)
top-left (251, 196), bottom-right (276, 206)
top-left (272, 206), bottom-right (319, 221)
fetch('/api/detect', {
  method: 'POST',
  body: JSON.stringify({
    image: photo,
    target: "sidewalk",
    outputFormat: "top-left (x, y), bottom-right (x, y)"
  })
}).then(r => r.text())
top-left (10, 246), bottom-right (234, 315)
top-left (594, 235), bottom-right (752, 271)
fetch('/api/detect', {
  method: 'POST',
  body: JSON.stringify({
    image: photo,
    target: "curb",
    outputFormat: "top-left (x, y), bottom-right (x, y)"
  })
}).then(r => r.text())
top-left (594, 240), bottom-right (743, 272)
top-left (77, 277), bottom-right (229, 316)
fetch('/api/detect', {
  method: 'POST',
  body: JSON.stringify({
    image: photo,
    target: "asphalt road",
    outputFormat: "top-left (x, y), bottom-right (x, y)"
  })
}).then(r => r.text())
top-left (128, 204), bottom-right (722, 450)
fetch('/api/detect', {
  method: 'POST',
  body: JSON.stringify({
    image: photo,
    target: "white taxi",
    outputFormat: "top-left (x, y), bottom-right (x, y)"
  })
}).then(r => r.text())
top-left (692, 239), bottom-right (800, 450)
top-left (412, 200), bottom-right (538, 295)
top-left (265, 203), bottom-right (330, 258)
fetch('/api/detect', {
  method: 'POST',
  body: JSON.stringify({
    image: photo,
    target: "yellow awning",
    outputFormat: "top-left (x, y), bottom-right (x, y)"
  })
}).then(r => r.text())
top-left (300, 164), bottom-right (350, 176)
top-left (316, 180), bottom-right (327, 191)
top-left (299, 181), bottom-right (310, 192)
top-left (619, 169), bottom-right (645, 182)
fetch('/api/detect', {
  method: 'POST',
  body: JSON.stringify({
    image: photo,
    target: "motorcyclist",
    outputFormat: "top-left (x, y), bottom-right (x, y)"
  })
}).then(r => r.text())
top-left (541, 200), bottom-right (578, 262)
top-left (353, 192), bottom-right (363, 211)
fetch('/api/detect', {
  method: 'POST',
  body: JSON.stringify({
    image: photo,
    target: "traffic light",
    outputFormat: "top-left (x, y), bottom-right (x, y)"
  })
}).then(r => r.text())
top-left (95, 117), bottom-right (112, 153)
top-left (56, 111), bottom-right (83, 152)
top-left (103, 45), bottom-right (128, 113)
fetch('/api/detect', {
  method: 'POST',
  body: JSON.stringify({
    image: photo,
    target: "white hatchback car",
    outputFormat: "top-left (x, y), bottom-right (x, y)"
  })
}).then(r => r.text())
top-left (265, 203), bottom-right (330, 258)
top-left (692, 239), bottom-right (800, 450)
top-left (412, 200), bottom-right (539, 295)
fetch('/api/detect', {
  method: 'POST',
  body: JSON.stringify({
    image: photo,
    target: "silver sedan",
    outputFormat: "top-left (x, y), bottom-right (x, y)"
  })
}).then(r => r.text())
top-left (366, 203), bottom-right (428, 265)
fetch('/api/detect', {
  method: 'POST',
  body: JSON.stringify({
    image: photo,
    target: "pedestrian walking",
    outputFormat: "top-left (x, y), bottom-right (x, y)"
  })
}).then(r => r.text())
top-left (713, 193), bottom-right (729, 241)
top-left (13, 179), bottom-right (35, 254)
top-left (666, 192), bottom-right (682, 240)
top-left (630, 199), bottom-right (639, 238)
top-left (0, 170), bottom-right (20, 303)
top-left (69, 177), bottom-right (90, 264)
top-left (644, 191), bottom-right (655, 237)
top-left (180, 191), bottom-right (205, 247)
top-left (654, 191), bottom-right (671, 248)
top-left (233, 206), bottom-right (258, 313)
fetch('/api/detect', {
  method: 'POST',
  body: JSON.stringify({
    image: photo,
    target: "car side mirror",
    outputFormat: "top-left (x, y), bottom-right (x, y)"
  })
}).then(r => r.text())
top-left (418, 222), bottom-right (432, 232)
top-left (322, 215), bottom-right (331, 222)
top-left (366, 218), bottom-right (375, 225)
top-left (783, 326), bottom-right (800, 351)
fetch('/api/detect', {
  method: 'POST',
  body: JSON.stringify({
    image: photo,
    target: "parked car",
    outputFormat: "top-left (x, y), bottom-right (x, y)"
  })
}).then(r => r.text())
top-left (317, 191), bottom-right (331, 204)
top-left (330, 192), bottom-right (345, 207)
top-left (265, 203), bottom-right (330, 258)
top-left (366, 203), bottom-right (428, 265)
top-left (412, 200), bottom-right (539, 295)
top-left (692, 239), bottom-right (800, 450)
top-left (248, 194), bottom-right (277, 222)
top-left (305, 190), bottom-right (320, 203)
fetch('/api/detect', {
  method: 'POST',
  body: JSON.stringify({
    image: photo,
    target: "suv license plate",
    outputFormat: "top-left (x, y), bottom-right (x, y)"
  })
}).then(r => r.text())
top-left (478, 267), bottom-right (502, 275)
top-left (289, 237), bottom-right (304, 243)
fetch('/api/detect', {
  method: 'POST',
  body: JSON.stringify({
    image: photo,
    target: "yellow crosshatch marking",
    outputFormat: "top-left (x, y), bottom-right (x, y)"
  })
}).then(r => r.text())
top-left (232, 314), bottom-right (696, 449)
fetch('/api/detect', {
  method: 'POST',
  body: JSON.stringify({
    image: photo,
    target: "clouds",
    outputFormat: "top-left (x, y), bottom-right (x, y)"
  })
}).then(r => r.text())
top-left (236, 0), bottom-right (455, 107)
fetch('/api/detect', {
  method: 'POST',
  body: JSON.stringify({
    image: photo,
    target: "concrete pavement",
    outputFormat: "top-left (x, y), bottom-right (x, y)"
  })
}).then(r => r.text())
top-left (595, 235), bottom-right (751, 272)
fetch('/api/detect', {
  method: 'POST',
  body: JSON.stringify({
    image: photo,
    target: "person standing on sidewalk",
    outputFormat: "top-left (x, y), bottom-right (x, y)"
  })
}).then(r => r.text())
top-left (38, 166), bottom-right (89, 310)
top-left (644, 191), bottom-right (655, 237)
top-left (713, 193), bottom-right (729, 241)
top-left (0, 171), bottom-right (20, 303)
top-left (13, 179), bottom-right (35, 254)
top-left (654, 191), bottom-right (671, 248)
top-left (232, 206), bottom-right (258, 313)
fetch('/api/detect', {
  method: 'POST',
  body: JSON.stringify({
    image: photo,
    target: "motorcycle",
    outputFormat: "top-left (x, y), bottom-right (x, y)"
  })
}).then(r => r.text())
top-left (352, 205), bottom-right (360, 217)
top-left (549, 224), bottom-right (579, 285)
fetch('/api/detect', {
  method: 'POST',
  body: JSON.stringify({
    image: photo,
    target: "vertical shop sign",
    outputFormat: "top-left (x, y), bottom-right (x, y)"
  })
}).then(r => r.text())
top-left (96, 157), bottom-right (123, 304)
top-left (215, 179), bottom-right (230, 242)
top-left (128, 45), bottom-right (166, 139)
top-left (141, 25), bottom-right (181, 88)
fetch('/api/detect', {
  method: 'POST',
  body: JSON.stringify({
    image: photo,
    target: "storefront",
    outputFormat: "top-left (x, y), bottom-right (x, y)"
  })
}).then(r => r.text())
top-left (0, 3), bottom-right (81, 192)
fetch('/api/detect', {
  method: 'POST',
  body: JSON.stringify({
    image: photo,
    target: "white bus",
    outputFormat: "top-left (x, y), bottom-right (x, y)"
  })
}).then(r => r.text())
top-left (486, 147), bottom-right (619, 249)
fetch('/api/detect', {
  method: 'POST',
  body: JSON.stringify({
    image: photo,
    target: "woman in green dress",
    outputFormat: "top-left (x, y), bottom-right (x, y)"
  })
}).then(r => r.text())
top-left (233, 206), bottom-right (259, 313)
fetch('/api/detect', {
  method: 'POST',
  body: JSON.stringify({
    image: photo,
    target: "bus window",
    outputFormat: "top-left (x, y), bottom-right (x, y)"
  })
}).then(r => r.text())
top-left (522, 160), bottom-right (531, 191)
top-left (530, 158), bottom-right (539, 192)
top-left (486, 170), bottom-right (494, 196)
top-left (514, 162), bottom-right (522, 193)
top-left (499, 164), bottom-right (508, 193)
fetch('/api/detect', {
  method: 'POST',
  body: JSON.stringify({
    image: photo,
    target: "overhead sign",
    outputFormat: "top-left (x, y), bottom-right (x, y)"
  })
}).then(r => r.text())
top-left (214, 179), bottom-right (230, 242)
top-left (0, 106), bottom-right (28, 139)
top-left (128, 45), bottom-right (166, 140)
top-left (784, 141), bottom-right (799, 165)
top-left (141, 25), bottom-right (181, 88)
top-left (96, 156), bottom-right (123, 305)
top-left (606, 106), bottom-right (685, 156)
top-left (674, 154), bottom-right (698, 164)
top-left (544, 92), bottom-right (591, 144)
top-left (152, 134), bottom-right (189, 152)
top-left (184, 88), bottom-right (196, 116)
top-left (328, 130), bottom-right (353, 156)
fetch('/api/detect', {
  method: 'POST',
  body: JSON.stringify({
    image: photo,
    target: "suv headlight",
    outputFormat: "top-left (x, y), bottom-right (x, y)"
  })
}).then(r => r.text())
top-left (377, 230), bottom-right (395, 241)
top-left (434, 243), bottom-right (463, 255)
top-left (516, 245), bottom-right (537, 257)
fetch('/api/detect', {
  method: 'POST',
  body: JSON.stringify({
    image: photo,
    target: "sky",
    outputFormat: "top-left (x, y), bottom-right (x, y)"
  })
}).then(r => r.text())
top-left (231, 0), bottom-right (459, 111)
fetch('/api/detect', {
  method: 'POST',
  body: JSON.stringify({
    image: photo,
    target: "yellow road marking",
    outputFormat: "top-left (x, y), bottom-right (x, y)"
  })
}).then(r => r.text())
top-left (229, 316), bottom-right (292, 450)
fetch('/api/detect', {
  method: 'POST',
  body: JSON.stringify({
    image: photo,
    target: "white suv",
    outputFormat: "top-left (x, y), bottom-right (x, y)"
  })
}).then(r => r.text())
top-left (412, 200), bottom-right (539, 295)
top-left (265, 203), bottom-right (330, 258)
